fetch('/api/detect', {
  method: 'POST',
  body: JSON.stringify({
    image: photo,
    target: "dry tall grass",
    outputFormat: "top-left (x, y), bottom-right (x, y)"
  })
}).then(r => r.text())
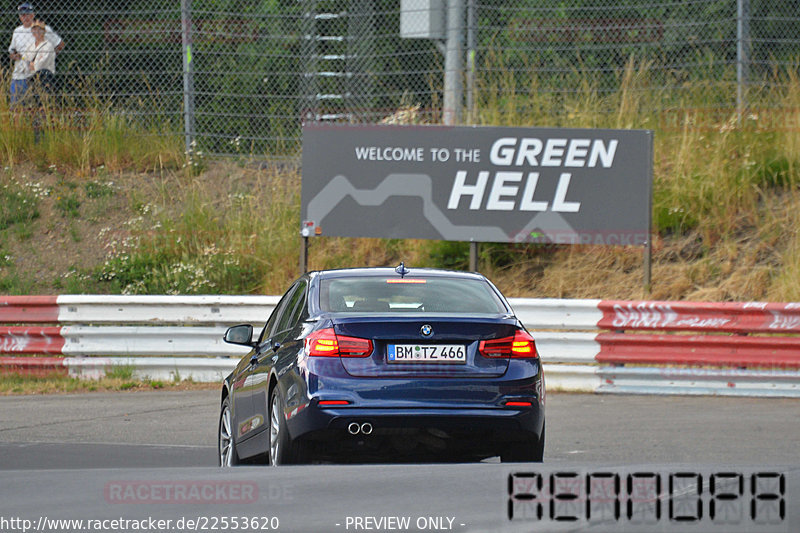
top-left (468, 59), bottom-right (800, 300)
top-left (0, 72), bottom-right (184, 175)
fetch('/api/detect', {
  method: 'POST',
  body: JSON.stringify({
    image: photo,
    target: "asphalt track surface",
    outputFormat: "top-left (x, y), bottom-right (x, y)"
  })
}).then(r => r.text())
top-left (1, 391), bottom-right (799, 532)
top-left (1, 390), bottom-right (800, 468)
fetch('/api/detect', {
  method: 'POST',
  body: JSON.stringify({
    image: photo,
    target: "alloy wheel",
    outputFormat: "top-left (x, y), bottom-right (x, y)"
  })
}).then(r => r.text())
top-left (269, 393), bottom-right (281, 466)
top-left (218, 402), bottom-right (234, 466)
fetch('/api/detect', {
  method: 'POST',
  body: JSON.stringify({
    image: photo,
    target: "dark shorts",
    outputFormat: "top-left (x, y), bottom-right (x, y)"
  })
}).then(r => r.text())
top-left (32, 70), bottom-right (55, 93)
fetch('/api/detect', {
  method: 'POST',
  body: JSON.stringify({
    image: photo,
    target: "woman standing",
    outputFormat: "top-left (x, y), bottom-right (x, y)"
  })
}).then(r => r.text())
top-left (22, 19), bottom-right (55, 141)
top-left (23, 19), bottom-right (55, 94)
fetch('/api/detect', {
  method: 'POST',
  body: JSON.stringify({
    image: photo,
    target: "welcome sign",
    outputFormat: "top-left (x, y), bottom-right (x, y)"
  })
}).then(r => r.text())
top-left (301, 124), bottom-right (652, 245)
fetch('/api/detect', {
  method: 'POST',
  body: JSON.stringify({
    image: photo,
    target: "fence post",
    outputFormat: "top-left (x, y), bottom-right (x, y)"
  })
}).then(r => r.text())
top-left (181, 0), bottom-right (196, 154)
top-left (736, 0), bottom-right (751, 118)
top-left (443, 0), bottom-right (464, 126)
top-left (465, 0), bottom-right (476, 124)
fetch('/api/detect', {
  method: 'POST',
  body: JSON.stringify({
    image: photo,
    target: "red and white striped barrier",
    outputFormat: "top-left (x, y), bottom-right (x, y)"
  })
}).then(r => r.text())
top-left (1, 295), bottom-right (799, 397)
top-left (0, 295), bottom-right (280, 325)
top-left (513, 299), bottom-right (800, 396)
top-left (0, 295), bottom-right (275, 357)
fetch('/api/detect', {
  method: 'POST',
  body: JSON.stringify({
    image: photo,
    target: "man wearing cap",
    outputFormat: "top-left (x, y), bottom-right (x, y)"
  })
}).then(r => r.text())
top-left (7, 3), bottom-right (64, 104)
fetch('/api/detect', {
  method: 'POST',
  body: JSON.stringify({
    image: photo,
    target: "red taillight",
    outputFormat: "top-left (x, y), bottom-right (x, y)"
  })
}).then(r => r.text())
top-left (318, 400), bottom-right (351, 406)
top-left (305, 328), bottom-right (373, 358)
top-left (504, 400), bottom-right (533, 407)
top-left (479, 330), bottom-right (538, 359)
top-left (306, 329), bottom-right (339, 356)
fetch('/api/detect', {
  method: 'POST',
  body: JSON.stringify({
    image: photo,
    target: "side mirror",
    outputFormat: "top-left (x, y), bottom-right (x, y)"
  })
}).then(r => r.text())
top-left (223, 324), bottom-right (254, 346)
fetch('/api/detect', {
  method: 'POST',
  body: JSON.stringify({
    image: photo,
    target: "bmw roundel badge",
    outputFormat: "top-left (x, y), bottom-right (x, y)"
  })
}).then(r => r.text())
top-left (420, 324), bottom-right (433, 337)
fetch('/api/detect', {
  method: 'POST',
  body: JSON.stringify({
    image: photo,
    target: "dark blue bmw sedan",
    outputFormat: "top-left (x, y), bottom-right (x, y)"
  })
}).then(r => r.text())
top-left (218, 265), bottom-right (545, 466)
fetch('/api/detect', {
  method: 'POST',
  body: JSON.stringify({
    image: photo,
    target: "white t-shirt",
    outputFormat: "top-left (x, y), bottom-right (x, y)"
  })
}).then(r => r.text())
top-left (8, 24), bottom-right (62, 79)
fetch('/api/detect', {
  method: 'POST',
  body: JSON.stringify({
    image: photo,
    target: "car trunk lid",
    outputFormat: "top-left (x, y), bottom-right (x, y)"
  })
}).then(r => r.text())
top-left (332, 315), bottom-right (517, 378)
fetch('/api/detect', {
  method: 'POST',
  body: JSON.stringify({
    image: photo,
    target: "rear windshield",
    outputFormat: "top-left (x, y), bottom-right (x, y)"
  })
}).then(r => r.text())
top-left (319, 277), bottom-right (507, 314)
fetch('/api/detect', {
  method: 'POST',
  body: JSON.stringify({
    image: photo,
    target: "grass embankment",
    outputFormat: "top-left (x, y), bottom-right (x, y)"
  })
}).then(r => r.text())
top-left (1, 63), bottom-right (800, 301)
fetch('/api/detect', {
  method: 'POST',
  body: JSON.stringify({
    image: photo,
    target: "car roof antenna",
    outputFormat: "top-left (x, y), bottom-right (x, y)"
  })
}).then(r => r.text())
top-left (395, 262), bottom-right (410, 278)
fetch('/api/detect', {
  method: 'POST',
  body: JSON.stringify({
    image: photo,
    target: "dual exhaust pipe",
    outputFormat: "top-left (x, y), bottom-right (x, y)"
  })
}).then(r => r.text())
top-left (347, 422), bottom-right (373, 435)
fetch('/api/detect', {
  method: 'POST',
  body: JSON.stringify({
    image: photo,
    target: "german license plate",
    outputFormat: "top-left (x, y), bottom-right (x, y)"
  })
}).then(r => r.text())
top-left (387, 344), bottom-right (466, 363)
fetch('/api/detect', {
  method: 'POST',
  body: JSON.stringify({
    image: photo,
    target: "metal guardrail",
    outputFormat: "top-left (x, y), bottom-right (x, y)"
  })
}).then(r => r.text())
top-left (57, 295), bottom-right (281, 325)
top-left (1, 295), bottom-right (799, 397)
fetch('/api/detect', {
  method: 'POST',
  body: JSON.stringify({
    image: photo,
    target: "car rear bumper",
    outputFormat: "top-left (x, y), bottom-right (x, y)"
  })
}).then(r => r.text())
top-left (287, 403), bottom-right (543, 441)
top-left (285, 404), bottom-right (543, 461)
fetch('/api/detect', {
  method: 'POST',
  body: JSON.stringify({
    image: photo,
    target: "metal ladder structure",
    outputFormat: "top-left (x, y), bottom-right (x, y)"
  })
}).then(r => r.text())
top-left (300, 0), bottom-right (375, 124)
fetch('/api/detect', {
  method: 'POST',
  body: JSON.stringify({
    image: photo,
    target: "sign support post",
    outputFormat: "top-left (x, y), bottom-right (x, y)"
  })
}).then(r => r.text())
top-left (300, 236), bottom-right (308, 274)
top-left (469, 242), bottom-right (478, 272)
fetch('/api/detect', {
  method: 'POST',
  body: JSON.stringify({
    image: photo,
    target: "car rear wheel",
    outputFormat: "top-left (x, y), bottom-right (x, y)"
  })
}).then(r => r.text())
top-left (269, 389), bottom-right (305, 465)
top-left (218, 397), bottom-right (239, 466)
top-left (500, 424), bottom-right (545, 463)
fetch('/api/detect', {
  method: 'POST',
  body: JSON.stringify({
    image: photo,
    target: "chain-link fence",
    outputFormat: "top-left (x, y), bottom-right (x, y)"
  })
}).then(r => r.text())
top-left (3, 0), bottom-right (799, 158)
